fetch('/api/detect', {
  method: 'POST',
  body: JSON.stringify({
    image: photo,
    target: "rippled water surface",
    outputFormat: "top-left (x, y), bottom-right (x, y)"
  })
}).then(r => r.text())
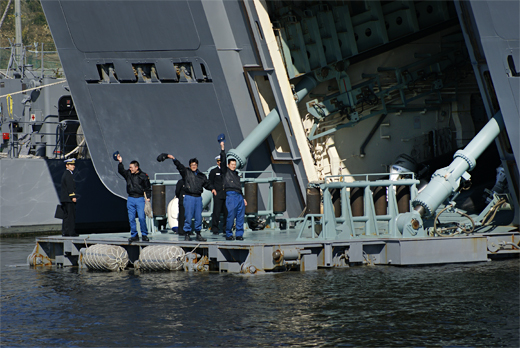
top-left (1, 238), bottom-right (519, 347)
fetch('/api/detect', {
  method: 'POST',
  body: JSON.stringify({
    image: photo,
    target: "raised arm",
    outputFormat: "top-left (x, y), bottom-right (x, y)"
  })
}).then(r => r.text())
top-left (168, 154), bottom-right (187, 179)
top-left (219, 141), bottom-right (227, 175)
top-left (203, 175), bottom-right (214, 192)
top-left (117, 155), bottom-right (129, 179)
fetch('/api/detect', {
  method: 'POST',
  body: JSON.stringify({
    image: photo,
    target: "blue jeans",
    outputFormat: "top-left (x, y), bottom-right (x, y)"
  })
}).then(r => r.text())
top-left (127, 196), bottom-right (147, 237)
top-left (225, 191), bottom-right (245, 238)
top-left (183, 195), bottom-right (202, 232)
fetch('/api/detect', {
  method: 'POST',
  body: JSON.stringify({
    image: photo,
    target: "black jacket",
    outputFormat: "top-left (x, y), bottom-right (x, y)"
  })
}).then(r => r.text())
top-left (173, 159), bottom-right (213, 197)
top-left (209, 166), bottom-right (225, 193)
top-left (175, 179), bottom-right (185, 207)
top-left (60, 169), bottom-right (76, 203)
top-left (175, 179), bottom-right (185, 199)
top-left (118, 162), bottom-right (152, 198)
top-left (220, 150), bottom-right (242, 194)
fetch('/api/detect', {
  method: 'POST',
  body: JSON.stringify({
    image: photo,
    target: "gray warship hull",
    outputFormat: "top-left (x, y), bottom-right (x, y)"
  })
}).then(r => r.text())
top-left (40, 0), bottom-right (307, 218)
top-left (39, 0), bottom-right (518, 217)
top-left (1, 157), bottom-right (129, 234)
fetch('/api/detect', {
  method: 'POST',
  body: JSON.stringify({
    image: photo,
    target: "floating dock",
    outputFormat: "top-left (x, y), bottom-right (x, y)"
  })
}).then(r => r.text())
top-left (29, 226), bottom-right (520, 273)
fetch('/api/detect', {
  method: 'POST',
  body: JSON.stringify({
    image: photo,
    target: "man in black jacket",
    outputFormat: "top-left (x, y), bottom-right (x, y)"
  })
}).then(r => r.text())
top-left (219, 140), bottom-right (247, 241)
top-left (208, 155), bottom-right (227, 235)
top-left (166, 154), bottom-right (215, 241)
top-left (117, 154), bottom-right (152, 242)
top-left (60, 158), bottom-right (78, 237)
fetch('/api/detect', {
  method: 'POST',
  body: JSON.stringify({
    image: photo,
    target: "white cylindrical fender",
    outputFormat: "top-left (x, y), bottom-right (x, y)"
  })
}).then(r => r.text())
top-left (167, 197), bottom-right (179, 229)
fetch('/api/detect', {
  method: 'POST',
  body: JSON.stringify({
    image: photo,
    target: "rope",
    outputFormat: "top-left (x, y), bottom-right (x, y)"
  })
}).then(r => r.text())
top-left (0, 80), bottom-right (66, 99)
top-left (27, 245), bottom-right (38, 266)
top-left (481, 198), bottom-right (507, 226)
top-left (0, 70), bottom-right (12, 79)
top-left (64, 137), bottom-right (86, 158)
top-left (186, 242), bottom-right (202, 255)
top-left (433, 205), bottom-right (475, 237)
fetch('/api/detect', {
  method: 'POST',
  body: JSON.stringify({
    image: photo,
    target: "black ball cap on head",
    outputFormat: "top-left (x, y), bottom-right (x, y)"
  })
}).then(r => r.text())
top-left (217, 133), bottom-right (225, 143)
top-left (112, 151), bottom-right (120, 161)
top-left (157, 153), bottom-right (169, 162)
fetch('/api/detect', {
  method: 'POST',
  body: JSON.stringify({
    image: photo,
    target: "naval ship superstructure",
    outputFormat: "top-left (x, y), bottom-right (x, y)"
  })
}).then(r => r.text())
top-left (37, 0), bottom-right (518, 219)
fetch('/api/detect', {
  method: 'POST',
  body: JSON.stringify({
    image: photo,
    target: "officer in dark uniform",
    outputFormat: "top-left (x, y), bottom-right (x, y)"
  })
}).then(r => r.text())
top-left (165, 154), bottom-right (216, 241)
top-left (175, 178), bottom-right (186, 235)
top-left (60, 158), bottom-right (78, 237)
top-left (219, 136), bottom-right (247, 240)
top-left (208, 155), bottom-right (227, 234)
top-left (116, 153), bottom-right (152, 242)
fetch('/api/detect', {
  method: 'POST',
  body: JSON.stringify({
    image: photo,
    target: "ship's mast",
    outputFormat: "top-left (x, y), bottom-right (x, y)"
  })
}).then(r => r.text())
top-left (14, 0), bottom-right (22, 63)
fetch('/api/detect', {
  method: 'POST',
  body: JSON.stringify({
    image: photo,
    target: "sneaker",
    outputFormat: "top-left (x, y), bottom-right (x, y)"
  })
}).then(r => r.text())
top-left (196, 234), bottom-right (207, 242)
top-left (225, 236), bottom-right (235, 241)
top-left (185, 234), bottom-right (191, 241)
top-left (128, 236), bottom-right (139, 243)
top-left (236, 236), bottom-right (244, 241)
top-left (142, 235), bottom-right (149, 242)
top-left (212, 229), bottom-right (219, 235)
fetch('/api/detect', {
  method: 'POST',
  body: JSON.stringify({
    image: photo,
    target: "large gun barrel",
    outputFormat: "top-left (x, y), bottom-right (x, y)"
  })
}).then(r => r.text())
top-left (227, 74), bottom-right (318, 169)
top-left (412, 112), bottom-right (504, 217)
top-left (202, 74), bottom-right (317, 208)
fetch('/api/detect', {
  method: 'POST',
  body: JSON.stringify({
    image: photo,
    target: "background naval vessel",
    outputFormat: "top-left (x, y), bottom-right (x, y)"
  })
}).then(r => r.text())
top-left (0, 0), bottom-right (128, 234)
top-left (2, 0), bottom-right (518, 237)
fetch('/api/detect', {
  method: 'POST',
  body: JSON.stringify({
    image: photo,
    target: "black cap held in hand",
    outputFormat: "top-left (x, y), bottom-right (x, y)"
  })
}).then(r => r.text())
top-left (157, 153), bottom-right (169, 162)
top-left (112, 151), bottom-right (120, 161)
top-left (217, 133), bottom-right (225, 143)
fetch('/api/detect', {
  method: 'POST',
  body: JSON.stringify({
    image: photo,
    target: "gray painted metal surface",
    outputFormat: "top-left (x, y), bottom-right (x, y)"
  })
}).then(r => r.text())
top-left (455, 0), bottom-right (519, 225)
top-left (40, 0), bottom-right (305, 217)
top-left (1, 158), bottom-right (61, 229)
top-left (32, 0), bottom-right (518, 250)
top-left (0, 158), bottom-right (128, 233)
top-left (467, 0), bottom-right (519, 167)
top-left (30, 229), bottom-right (520, 272)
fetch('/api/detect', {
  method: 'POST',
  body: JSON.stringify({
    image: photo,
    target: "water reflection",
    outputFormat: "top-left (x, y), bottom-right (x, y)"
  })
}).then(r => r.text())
top-left (1, 239), bottom-right (519, 347)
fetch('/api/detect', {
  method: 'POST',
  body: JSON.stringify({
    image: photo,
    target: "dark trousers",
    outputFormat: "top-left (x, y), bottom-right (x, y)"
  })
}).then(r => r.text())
top-left (225, 191), bottom-right (245, 238)
top-left (178, 197), bottom-right (185, 235)
top-left (127, 196), bottom-right (147, 237)
top-left (211, 191), bottom-right (227, 233)
top-left (62, 202), bottom-right (76, 236)
top-left (183, 195), bottom-right (202, 232)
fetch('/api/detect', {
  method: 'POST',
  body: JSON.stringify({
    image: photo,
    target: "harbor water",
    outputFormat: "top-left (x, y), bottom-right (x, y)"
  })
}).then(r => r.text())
top-left (1, 238), bottom-right (519, 347)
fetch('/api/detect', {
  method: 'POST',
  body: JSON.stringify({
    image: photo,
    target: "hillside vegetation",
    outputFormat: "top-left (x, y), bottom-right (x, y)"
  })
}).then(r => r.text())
top-left (1, 0), bottom-right (60, 71)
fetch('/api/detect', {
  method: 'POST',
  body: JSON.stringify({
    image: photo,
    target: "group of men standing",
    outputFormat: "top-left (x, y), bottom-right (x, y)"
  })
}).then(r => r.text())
top-left (161, 138), bottom-right (247, 241)
top-left (59, 134), bottom-right (247, 242)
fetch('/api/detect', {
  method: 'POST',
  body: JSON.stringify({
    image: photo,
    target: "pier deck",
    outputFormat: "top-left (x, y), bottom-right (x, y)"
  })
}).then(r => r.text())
top-left (30, 226), bottom-right (520, 273)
